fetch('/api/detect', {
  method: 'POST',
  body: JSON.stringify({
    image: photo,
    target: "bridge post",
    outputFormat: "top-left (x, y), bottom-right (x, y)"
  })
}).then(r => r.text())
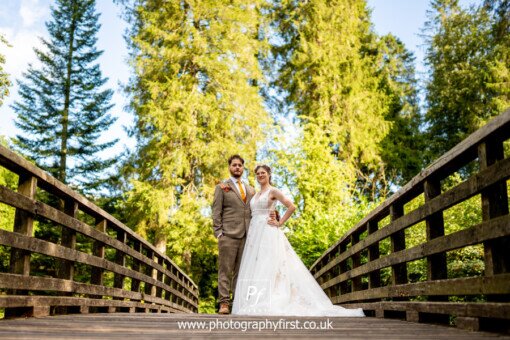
top-left (478, 140), bottom-right (510, 277)
top-left (367, 220), bottom-right (380, 289)
top-left (145, 248), bottom-right (156, 301)
top-left (57, 199), bottom-right (78, 281)
top-left (331, 247), bottom-right (341, 298)
top-left (321, 253), bottom-right (331, 298)
top-left (155, 255), bottom-right (163, 299)
top-left (390, 204), bottom-right (407, 286)
top-left (424, 179), bottom-right (447, 295)
top-left (114, 229), bottom-right (127, 308)
top-left (90, 218), bottom-right (106, 303)
top-left (6, 175), bottom-right (38, 318)
top-left (55, 199), bottom-right (78, 314)
top-left (422, 179), bottom-right (449, 324)
top-left (9, 175), bottom-right (37, 276)
top-left (131, 240), bottom-right (142, 297)
top-left (339, 242), bottom-right (350, 295)
top-left (351, 232), bottom-right (362, 292)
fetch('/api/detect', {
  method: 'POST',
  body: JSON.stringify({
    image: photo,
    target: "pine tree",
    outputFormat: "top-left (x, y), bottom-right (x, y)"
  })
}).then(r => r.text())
top-left (424, 0), bottom-right (510, 162)
top-left (12, 0), bottom-right (117, 193)
top-left (0, 34), bottom-right (11, 106)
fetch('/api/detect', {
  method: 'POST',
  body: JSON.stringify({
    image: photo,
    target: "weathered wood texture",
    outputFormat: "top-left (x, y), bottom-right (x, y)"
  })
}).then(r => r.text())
top-left (0, 145), bottom-right (198, 316)
top-left (310, 108), bottom-right (510, 333)
top-left (0, 313), bottom-right (507, 339)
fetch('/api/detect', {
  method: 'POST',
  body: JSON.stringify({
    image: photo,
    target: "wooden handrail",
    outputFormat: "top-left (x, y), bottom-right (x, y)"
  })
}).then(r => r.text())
top-left (310, 108), bottom-right (510, 332)
top-left (0, 145), bottom-right (199, 317)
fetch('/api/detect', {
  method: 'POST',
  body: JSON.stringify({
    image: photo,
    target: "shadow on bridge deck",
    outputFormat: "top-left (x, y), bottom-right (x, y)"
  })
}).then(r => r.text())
top-left (0, 313), bottom-right (507, 339)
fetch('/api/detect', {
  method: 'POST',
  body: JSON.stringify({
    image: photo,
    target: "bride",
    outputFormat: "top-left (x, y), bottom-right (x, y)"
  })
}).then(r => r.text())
top-left (231, 165), bottom-right (364, 317)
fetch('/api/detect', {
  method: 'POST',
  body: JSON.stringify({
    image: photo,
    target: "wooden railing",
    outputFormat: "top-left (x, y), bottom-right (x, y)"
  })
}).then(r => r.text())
top-left (0, 145), bottom-right (199, 317)
top-left (310, 108), bottom-right (510, 332)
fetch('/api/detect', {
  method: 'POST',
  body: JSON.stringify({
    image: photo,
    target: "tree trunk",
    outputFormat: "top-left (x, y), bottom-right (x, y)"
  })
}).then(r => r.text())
top-left (59, 0), bottom-right (78, 183)
top-left (154, 229), bottom-right (167, 254)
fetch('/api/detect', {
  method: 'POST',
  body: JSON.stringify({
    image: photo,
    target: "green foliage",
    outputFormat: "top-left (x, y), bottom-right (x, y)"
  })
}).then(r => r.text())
top-left (376, 34), bottom-right (424, 186)
top-left (260, 0), bottom-right (424, 269)
top-left (118, 0), bottom-right (272, 309)
top-left (393, 173), bottom-right (484, 284)
top-left (0, 34), bottom-right (11, 107)
top-left (110, 0), bottom-right (501, 309)
top-left (272, 0), bottom-right (392, 199)
top-left (0, 138), bottom-right (18, 233)
top-left (287, 198), bottom-right (377, 268)
top-left (424, 0), bottom-right (510, 162)
top-left (12, 0), bottom-right (117, 194)
top-left (0, 138), bottom-right (17, 274)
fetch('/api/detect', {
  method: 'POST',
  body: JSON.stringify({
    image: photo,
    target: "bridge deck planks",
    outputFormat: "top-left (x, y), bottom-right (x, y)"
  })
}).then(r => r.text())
top-left (0, 314), bottom-right (507, 339)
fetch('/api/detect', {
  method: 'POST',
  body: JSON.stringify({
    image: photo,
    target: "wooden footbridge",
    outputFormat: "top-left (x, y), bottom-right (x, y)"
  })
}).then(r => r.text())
top-left (0, 109), bottom-right (509, 339)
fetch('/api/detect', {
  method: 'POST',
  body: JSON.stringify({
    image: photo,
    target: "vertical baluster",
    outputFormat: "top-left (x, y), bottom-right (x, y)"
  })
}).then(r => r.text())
top-left (55, 199), bottom-right (78, 314)
top-left (155, 255), bottom-right (163, 299)
top-left (170, 267), bottom-right (178, 305)
top-left (6, 175), bottom-right (38, 318)
top-left (339, 242), bottom-right (350, 295)
top-left (351, 232), bottom-right (362, 292)
top-left (390, 204), bottom-right (407, 286)
top-left (332, 247), bottom-right (341, 298)
top-left (114, 229), bottom-right (127, 295)
top-left (90, 218), bottom-right (106, 302)
top-left (163, 260), bottom-right (171, 302)
top-left (424, 179), bottom-right (447, 301)
top-left (367, 220), bottom-right (380, 289)
top-left (479, 140), bottom-right (510, 276)
top-left (423, 179), bottom-right (449, 324)
top-left (145, 249), bottom-right (155, 299)
top-left (57, 199), bottom-right (78, 281)
top-left (9, 175), bottom-right (37, 276)
top-left (323, 253), bottom-right (332, 298)
top-left (131, 240), bottom-right (141, 297)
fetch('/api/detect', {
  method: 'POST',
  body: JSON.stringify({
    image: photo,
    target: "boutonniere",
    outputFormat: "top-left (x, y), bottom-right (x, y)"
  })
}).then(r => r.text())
top-left (248, 187), bottom-right (255, 196)
top-left (219, 181), bottom-right (231, 192)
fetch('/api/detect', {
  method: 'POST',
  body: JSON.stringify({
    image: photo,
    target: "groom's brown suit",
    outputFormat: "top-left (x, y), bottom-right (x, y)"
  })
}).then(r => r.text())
top-left (212, 178), bottom-right (253, 307)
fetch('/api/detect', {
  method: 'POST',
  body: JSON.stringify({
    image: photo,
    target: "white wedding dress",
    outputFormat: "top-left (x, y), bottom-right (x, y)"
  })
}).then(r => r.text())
top-left (231, 189), bottom-right (365, 317)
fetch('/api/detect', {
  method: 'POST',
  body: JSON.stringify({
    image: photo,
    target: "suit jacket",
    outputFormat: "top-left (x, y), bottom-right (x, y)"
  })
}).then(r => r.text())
top-left (212, 178), bottom-right (253, 239)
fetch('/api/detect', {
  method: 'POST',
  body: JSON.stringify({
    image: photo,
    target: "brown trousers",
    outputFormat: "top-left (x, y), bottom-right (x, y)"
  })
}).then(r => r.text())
top-left (218, 234), bottom-right (246, 305)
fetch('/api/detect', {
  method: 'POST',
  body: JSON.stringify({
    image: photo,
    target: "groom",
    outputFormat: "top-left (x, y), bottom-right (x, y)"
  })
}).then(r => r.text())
top-left (212, 155), bottom-right (254, 314)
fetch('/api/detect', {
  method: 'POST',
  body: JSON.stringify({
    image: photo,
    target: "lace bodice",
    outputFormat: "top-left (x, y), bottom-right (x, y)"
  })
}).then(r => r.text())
top-left (250, 188), bottom-right (276, 217)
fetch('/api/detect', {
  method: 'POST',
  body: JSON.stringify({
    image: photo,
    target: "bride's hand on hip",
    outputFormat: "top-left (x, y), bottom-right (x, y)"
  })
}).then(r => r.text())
top-left (267, 218), bottom-right (280, 227)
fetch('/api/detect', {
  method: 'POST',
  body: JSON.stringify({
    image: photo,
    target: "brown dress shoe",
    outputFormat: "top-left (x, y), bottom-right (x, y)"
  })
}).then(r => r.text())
top-left (218, 303), bottom-right (230, 314)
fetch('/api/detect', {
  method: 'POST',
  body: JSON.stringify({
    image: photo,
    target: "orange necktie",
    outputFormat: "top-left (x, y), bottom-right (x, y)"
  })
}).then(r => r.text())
top-left (237, 179), bottom-right (246, 203)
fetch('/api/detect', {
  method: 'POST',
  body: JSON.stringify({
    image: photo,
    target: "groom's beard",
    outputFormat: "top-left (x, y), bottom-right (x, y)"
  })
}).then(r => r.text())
top-left (230, 172), bottom-right (242, 179)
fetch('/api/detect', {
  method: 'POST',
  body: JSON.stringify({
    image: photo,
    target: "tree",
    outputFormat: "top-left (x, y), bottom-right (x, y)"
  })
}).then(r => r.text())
top-left (117, 0), bottom-right (271, 311)
top-left (257, 0), bottom-right (425, 265)
top-left (423, 0), bottom-right (510, 162)
top-left (12, 0), bottom-right (117, 193)
top-left (263, 0), bottom-right (389, 261)
top-left (376, 34), bottom-right (424, 186)
top-left (0, 34), bottom-right (11, 106)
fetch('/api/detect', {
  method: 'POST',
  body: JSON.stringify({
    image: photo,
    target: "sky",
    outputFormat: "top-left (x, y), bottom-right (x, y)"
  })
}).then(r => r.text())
top-left (0, 0), bottom-right (480, 157)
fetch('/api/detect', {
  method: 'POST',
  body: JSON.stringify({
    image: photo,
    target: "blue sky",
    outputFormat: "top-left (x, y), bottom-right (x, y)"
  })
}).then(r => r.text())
top-left (0, 0), bottom-right (480, 156)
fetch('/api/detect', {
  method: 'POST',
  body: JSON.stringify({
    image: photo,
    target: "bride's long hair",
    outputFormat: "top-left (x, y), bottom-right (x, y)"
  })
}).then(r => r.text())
top-left (254, 164), bottom-right (272, 185)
